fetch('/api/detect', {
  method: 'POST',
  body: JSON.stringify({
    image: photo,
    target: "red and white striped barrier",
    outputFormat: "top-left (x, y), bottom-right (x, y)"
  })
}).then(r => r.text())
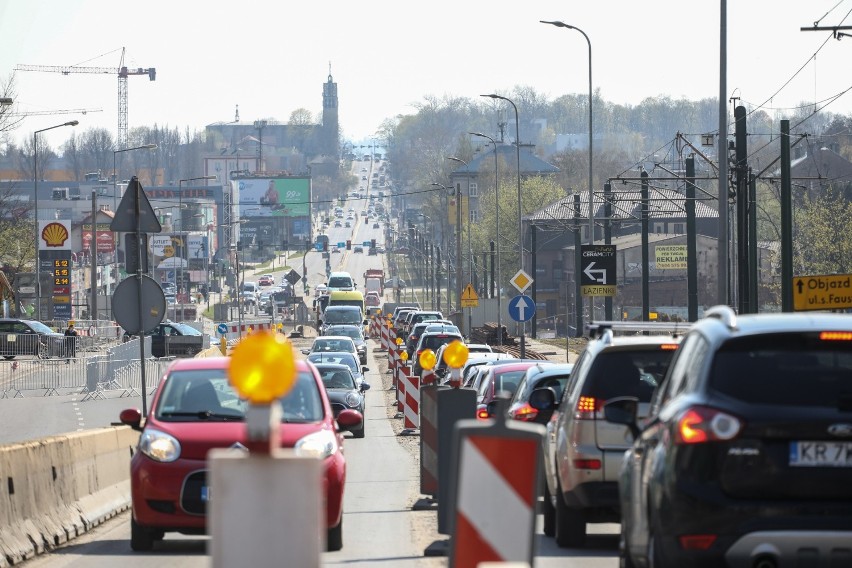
top-left (401, 370), bottom-right (419, 430)
top-left (450, 429), bottom-right (542, 567)
top-left (395, 354), bottom-right (405, 412)
top-left (419, 384), bottom-right (440, 496)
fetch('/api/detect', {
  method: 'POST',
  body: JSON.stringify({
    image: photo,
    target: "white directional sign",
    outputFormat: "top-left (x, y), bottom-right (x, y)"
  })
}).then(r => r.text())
top-left (508, 295), bottom-right (535, 322)
top-left (580, 244), bottom-right (616, 297)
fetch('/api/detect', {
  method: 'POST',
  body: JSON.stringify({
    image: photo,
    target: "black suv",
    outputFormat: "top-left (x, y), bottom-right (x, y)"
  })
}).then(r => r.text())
top-left (0, 318), bottom-right (65, 359)
top-left (606, 306), bottom-right (852, 568)
top-left (123, 321), bottom-right (208, 358)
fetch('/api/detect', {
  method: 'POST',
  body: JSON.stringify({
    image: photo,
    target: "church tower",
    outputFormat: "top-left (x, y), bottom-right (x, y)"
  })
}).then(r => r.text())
top-left (322, 64), bottom-right (339, 158)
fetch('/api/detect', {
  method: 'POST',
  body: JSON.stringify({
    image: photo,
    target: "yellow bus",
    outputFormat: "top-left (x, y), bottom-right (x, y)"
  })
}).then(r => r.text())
top-left (327, 290), bottom-right (365, 316)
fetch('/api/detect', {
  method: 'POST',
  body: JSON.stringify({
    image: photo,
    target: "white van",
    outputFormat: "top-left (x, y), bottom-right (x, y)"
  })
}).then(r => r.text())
top-left (326, 272), bottom-right (355, 292)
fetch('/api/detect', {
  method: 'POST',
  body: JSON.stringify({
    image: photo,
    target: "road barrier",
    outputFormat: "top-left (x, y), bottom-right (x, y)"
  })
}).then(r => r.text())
top-left (0, 427), bottom-right (138, 566)
top-left (419, 384), bottom-right (445, 497)
top-left (447, 404), bottom-right (545, 568)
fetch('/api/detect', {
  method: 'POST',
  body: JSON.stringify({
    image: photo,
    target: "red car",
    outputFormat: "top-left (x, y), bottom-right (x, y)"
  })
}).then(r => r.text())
top-left (475, 361), bottom-right (543, 419)
top-left (119, 357), bottom-right (362, 552)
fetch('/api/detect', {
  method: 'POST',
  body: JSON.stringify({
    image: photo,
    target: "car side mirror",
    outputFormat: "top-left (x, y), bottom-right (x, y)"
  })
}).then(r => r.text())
top-left (361, 366), bottom-right (369, 373)
top-left (360, 382), bottom-right (371, 392)
top-left (301, 349), bottom-right (310, 355)
top-left (119, 408), bottom-right (143, 431)
top-left (529, 386), bottom-right (557, 412)
top-left (603, 397), bottom-right (641, 439)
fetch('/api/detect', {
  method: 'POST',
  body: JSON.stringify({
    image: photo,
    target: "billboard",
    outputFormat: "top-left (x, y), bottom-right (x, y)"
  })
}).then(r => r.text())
top-left (81, 222), bottom-right (115, 253)
top-left (655, 245), bottom-right (687, 269)
top-left (236, 177), bottom-right (310, 218)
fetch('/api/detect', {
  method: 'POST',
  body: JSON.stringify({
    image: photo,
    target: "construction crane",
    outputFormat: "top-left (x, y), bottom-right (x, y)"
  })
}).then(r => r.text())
top-left (15, 47), bottom-right (156, 147)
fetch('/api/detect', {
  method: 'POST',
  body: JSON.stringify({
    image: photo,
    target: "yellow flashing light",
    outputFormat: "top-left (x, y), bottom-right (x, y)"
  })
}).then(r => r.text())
top-left (443, 340), bottom-right (469, 369)
top-left (419, 349), bottom-right (437, 371)
top-left (228, 331), bottom-right (296, 404)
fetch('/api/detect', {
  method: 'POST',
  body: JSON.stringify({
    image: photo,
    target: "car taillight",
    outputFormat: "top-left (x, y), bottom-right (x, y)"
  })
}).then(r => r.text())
top-left (574, 395), bottom-right (600, 420)
top-left (510, 403), bottom-right (537, 422)
top-left (476, 406), bottom-right (490, 420)
top-left (820, 331), bottom-right (852, 341)
top-left (572, 459), bottom-right (601, 470)
top-left (679, 534), bottom-right (717, 550)
top-left (675, 406), bottom-right (742, 445)
top-left (660, 343), bottom-right (679, 350)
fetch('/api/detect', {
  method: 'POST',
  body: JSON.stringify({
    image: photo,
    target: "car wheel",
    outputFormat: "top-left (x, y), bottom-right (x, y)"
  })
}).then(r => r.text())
top-left (554, 479), bottom-right (586, 548)
top-left (326, 517), bottom-right (343, 551)
top-left (130, 516), bottom-right (155, 551)
top-left (542, 478), bottom-right (556, 537)
top-left (352, 422), bottom-right (366, 439)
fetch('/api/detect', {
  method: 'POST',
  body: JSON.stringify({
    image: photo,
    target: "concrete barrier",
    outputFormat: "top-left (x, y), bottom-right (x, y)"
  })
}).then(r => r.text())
top-left (0, 427), bottom-right (138, 567)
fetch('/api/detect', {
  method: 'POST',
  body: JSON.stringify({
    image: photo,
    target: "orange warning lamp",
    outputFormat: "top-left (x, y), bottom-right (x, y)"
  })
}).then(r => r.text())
top-left (400, 350), bottom-right (409, 362)
top-left (228, 331), bottom-right (296, 404)
top-left (419, 349), bottom-right (437, 371)
top-left (443, 340), bottom-right (469, 369)
top-left (276, 323), bottom-right (283, 331)
top-left (395, 337), bottom-right (403, 346)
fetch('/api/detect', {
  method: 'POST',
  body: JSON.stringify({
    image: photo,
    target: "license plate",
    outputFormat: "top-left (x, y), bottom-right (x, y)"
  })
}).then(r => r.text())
top-left (789, 441), bottom-right (852, 467)
top-left (201, 486), bottom-right (211, 502)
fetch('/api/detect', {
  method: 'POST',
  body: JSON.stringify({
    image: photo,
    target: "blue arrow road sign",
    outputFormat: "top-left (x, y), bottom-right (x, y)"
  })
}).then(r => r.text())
top-left (337, 242), bottom-right (346, 248)
top-left (217, 323), bottom-right (228, 335)
top-left (508, 295), bottom-right (535, 322)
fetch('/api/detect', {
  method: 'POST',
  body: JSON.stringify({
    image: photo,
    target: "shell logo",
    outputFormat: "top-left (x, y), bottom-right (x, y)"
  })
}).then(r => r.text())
top-left (42, 222), bottom-right (69, 247)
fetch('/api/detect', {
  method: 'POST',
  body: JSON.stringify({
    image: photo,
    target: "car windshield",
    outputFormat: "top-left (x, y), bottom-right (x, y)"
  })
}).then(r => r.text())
top-left (312, 338), bottom-right (355, 352)
top-left (709, 332), bottom-right (852, 407)
top-left (486, 370), bottom-right (527, 397)
top-left (317, 367), bottom-right (357, 390)
top-left (155, 369), bottom-right (323, 422)
top-left (324, 309), bottom-right (362, 324)
top-left (28, 321), bottom-right (55, 334)
top-left (328, 277), bottom-right (352, 288)
top-left (329, 327), bottom-right (362, 341)
top-left (172, 323), bottom-right (202, 336)
top-left (308, 352), bottom-right (359, 373)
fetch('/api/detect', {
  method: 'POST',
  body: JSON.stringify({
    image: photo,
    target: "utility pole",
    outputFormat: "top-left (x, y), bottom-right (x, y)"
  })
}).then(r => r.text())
top-left (641, 169), bottom-right (649, 322)
top-left (781, 120), bottom-right (793, 311)
top-left (686, 155), bottom-right (699, 321)
top-left (734, 105), bottom-right (750, 313)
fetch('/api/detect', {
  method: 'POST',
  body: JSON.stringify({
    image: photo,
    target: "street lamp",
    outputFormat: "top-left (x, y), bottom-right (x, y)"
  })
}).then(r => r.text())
top-left (112, 143), bottom-right (157, 317)
top-left (448, 156), bottom-right (473, 338)
top-left (481, 93), bottom-right (524, 356)
top-left (542, 20), bottom-right (595, 325)
top-left (432, 182), bottom-right (458, 314)
top-left (176, 176), bottom-right (216, 319)
top-left (220, 219), bottom-right (246, 340)
top-left (33, 120), bottom-right (79, 320)
top-left (470, 131), bottom-right (503, 345)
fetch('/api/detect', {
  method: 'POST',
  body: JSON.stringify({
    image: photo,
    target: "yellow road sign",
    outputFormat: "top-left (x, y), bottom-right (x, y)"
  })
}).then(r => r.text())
top-left (461, 283), bottom-right (478, 307)
top-left (510, 269), bottom-right (533, 293)
top-left (793, 274), bottom-right (852, 311)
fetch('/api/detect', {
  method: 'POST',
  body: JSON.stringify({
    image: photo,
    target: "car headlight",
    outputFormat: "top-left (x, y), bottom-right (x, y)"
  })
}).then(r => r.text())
top-left (294, 429), bottom-right (337, 459)
top-left (139, 429), bottom-right (181, 463)
top-left (344, 392), bottom-right (361, 408)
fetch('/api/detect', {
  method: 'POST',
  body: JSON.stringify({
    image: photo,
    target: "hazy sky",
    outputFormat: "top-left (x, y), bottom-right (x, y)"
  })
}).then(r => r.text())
top-left (2, 0), bottom-right (852, 151)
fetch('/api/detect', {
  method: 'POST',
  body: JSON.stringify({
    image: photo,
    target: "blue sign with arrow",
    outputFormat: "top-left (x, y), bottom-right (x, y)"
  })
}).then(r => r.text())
top-left (508, 295), bottom-right (535, 322)
top-left (217, 323), bottom-right (228, 335)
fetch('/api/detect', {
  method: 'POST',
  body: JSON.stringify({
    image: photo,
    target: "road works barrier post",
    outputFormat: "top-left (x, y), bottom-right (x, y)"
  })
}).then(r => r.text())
top-left (448, 398), bottom-right (545, 568)
top-left (435, 341), bottom-right (477, 536)
top-left (417, 349), bottom-right (441, 499)
top-left (210, 332), bottom-right (322, 568)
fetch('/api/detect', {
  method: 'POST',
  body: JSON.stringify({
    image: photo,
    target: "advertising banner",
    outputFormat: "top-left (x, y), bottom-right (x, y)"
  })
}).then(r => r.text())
top-left (237, 177), bottom-right (310, 217)
top-left (655, 245), bottom-right (687, 269)
top-left (81, 222), bottom-right (115, 253)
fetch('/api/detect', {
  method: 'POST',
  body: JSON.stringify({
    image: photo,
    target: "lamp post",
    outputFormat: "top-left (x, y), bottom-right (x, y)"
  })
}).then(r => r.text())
top-left (33, 120), bottom-right (79, 320)
top-left (541, 20), bottom-right (595, 321)
top-left (432, 182), bottom-right (459, 316)
top-left (220, 220), bottom-right (246, 340)
top-left (112, 143), bottom-right (157, 318)
top-left (481, 94), bottom-right (524, 356)
top-left (470, 131), bottom-right (503, 345)
top-left (448, 156), bottom-right (473, 337)
top-left (176, 176), bottom-right (216, 320)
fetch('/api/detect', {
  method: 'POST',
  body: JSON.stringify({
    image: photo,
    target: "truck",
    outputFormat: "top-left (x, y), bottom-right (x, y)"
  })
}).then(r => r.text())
top-left (364, 269), bottom-right (385, 295)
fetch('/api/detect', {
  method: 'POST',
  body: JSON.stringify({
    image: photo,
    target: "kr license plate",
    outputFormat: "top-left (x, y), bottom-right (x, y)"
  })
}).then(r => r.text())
top-left (789, 441), bottom-right (852, 467)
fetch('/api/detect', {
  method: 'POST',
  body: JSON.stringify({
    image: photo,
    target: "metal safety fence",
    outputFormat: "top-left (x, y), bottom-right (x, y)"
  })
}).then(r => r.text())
top-left (0, 336), bottom-right (173, 400)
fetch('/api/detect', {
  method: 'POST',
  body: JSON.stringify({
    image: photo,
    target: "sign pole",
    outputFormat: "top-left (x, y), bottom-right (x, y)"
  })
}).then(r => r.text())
top-left (135, 182), bottom-right (148, 417)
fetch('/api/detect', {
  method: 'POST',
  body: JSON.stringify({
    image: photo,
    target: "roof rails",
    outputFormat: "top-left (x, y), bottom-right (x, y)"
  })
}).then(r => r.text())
top-left (703, 305), bottom-right (738, 330)
top-left (587, 320), bottom-right (693, 340)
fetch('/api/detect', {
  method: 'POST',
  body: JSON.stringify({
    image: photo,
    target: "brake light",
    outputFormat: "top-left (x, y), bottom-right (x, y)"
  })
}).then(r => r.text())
top-left (675, 406), bottom-right (742, 445)
top-left (574, 395), bottom-right (600, 420)
top-left (572, 459), bottom-right (601, 470)
top-left (820, 331), bottom-right (852, 341)
top-left (510, 403), bottom-right (538, 422)
top-left (476, 407), bottom-right (490, 420)
top-left (679, 534), bottom-right (717, 550)
top-left (660, 343), bottom-right (679, 350)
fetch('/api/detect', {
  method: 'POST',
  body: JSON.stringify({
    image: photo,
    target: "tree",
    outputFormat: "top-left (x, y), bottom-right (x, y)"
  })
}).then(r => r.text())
top-left (793, 185), bottom-right (852, 275)
top-left (289, 108), bottom-right (314, 126)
